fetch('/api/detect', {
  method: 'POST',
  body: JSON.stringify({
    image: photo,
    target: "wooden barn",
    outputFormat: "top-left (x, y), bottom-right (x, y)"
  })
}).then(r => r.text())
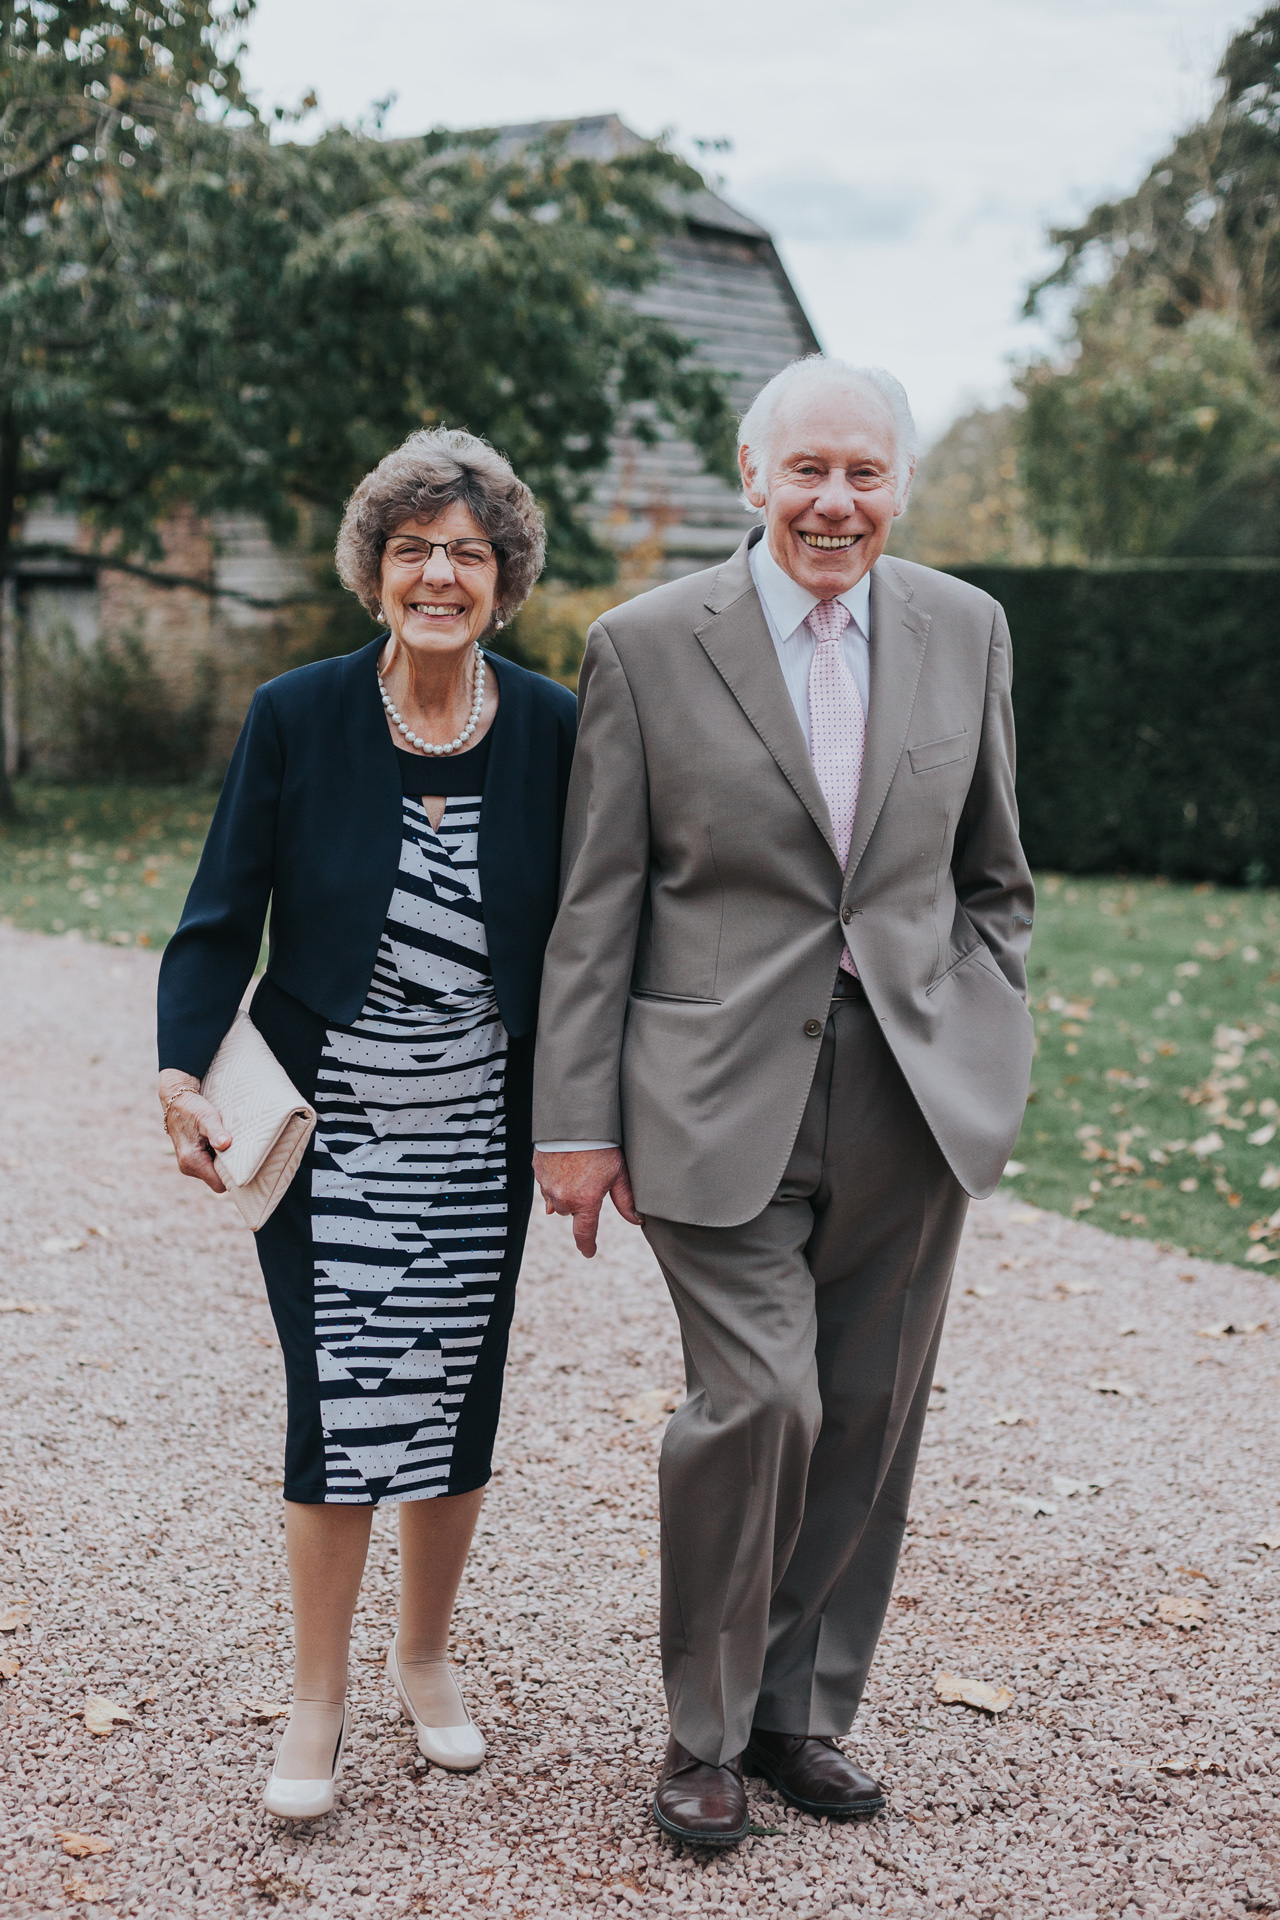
top-left (505, 116), bottom-right (820, 579)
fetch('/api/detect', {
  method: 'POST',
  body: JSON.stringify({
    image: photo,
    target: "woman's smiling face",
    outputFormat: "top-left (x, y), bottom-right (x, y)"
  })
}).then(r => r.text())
top-left (378, 501), bottom-right (499, 655)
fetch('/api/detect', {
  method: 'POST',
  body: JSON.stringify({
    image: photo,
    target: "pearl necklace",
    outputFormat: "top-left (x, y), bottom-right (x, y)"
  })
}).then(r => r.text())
top-left (378, 645), bottom-right (486, 756)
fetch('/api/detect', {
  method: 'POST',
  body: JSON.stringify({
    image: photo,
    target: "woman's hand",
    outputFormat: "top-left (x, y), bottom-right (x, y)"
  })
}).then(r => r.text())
top-left (159, 1070), bottom-right (232, 1194)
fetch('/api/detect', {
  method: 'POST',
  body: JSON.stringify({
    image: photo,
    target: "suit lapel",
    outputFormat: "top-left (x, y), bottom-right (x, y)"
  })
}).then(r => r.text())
top-left (844, 560), bottom-right (931, 886)
top-left (694, 536), bottom-right (839, 862)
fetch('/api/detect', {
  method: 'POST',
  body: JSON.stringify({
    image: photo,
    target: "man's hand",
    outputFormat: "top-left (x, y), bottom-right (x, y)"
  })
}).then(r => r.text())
top-left (532, 1147), bottom-right (643, 1258)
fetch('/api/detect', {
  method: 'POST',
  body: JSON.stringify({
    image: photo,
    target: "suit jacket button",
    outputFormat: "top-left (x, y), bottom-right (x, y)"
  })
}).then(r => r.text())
top-left (804, 1018), bottom-right (823, 1037)
top-left (840, 906), bottom-right (853, 924)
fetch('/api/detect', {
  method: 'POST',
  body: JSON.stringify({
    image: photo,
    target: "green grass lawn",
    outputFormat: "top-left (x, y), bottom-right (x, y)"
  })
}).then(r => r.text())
top-left (3, 782), bottom-right (1279, 1270)
top-left (0, 781), bottom-right (215, 951)
top-left (1012, 873), bottom-right (1280, 1270)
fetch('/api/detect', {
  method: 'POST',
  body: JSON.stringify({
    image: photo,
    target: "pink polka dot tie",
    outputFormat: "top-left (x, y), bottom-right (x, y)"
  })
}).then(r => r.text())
top-left (806, 598), bottom-right (865, 975)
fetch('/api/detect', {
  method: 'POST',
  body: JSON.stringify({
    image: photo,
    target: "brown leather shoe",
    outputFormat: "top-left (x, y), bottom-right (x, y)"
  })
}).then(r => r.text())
top-left (744, 1728), bottom-right (885, 1819)
top-left (653, 1734), bottom-right (749, 1845)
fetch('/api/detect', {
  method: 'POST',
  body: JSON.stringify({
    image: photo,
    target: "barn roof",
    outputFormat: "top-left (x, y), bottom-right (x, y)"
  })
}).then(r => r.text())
top-left (488, 116), bottom-right (822, 577)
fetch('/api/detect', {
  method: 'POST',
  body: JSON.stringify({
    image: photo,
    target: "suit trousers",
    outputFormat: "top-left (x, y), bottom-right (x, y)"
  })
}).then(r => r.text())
top-left (643, 990), bottom-right (969, 1766)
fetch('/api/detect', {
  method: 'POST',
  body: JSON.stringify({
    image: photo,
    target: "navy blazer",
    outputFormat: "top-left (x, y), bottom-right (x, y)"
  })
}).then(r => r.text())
top-left (157, 636), bottom-right (577, 1077)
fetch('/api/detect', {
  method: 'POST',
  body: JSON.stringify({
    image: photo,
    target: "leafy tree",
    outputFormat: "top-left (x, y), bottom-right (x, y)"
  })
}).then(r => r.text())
top-left (1182, 446), bottom-right (1280, 555)
top-left (1, 8), bottom-right (735, 810)
top-left (889, 404), bottom-right (1039, 567)
top-left (0, 0), bottom-right (255, 811)
top-left (1012, 6), bottom-right (1280, 560)
top-left (1014, 291), bottom-right (1279, 559)
top-left (115, 119), bottom-right (737, 584)
top-left (1027, 7), bottom-right (1280, 372)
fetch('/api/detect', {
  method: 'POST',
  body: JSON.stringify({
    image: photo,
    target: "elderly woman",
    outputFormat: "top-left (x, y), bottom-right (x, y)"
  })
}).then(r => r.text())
top-left (156, 428), bottom-right (574, 1819)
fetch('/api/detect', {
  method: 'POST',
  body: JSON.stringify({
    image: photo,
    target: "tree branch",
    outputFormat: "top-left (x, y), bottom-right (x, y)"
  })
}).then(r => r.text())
top-left (1, 122), bottom-right (99, 194)
top-left (4, 543), bottom-right (328, 610)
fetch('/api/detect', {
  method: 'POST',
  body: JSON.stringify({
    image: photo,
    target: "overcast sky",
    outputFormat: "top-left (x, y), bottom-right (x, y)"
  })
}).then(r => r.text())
top-left (239, 0), bottom-right (1260, 442)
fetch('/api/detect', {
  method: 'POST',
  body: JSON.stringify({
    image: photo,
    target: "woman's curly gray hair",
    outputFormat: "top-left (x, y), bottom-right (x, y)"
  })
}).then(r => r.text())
top-left (335, 427), bottom-right (546, 629)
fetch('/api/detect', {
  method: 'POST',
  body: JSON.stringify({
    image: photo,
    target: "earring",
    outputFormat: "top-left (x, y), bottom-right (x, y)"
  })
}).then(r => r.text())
top-left (494, 617), bottom-right (505, 631)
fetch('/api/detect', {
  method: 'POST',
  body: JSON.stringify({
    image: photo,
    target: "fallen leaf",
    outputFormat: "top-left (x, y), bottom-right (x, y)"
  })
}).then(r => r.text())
top-left (58, 1834), bottom-right (113, 1859)
top-left (1071, 1196), bottom-right (1094, 1214)
top-left (250, 1869), bottom-right (311, 1904)
top-left (0, 1604), bottom-right (30, 1632)
top-left (1117, 1322), bottom-right (1139, 1335)
top-left (1196, 1321), bottom-right (1267, 1338)
top-left (964, 1285), bottom-right (998, 1299)
top-left (934, 1671), bottom-right (1013, 1714)
top-left (241, 1698), bottom-right (292, 1722)
top-left (1174, 1565), bottom-right (1211, 1580)
top-left (1260, 1165), bottom-right (1280, 1191)
top-left (1006, 1207), bottom-right (1041, 1224)
top-left (1090, 1378), bottom-right (1136, 1397)
top-left (75, 1356), bottom-right (112, 1370)
top-left (62, 1873), bottom-right (108, 1905)
top-left (1157, 1756), bottom-right (1226, 1776)
top-left (0, 1656), bottom-right (19, 1679)
top-left (1001, 1160), bottom-right (1026, 1178)
top-left (1191, 1133), bottom-right (1224, 1159)
top-left (1155, 1594), bottom-right (1209, 1629)
top-left (990, 1408), bottom-right (1026, 1426)
top-left (1058, 1280), bottom-right (1098, 1296)
top-left (1010, 1495), bottom-right (1057, 1516)
top-left (1179, 1177), bottom-right (1199, 1193)
top-left (618, 1387), bottom-right (680, 1426)
top-left (0, 1298), bottom-right (52, 1314)
top-left (40, 1236), bottom-right (87, 1254)
top-left (1051, 1475), bottom-right (1110, 1497)
top-left (1248, 1124), bottom-right (1277, 1146)
top-left (83, 1693), bottom-right (135, 1735)
top-left (1244, 1245), bottom-right (1278, 1264)
top-left (1255, 1528), bottom-right (1280, 1550)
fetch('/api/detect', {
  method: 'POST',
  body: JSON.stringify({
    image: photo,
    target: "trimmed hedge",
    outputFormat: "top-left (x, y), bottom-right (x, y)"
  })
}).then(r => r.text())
top-left (951, 562), bottom-right (1280, 884)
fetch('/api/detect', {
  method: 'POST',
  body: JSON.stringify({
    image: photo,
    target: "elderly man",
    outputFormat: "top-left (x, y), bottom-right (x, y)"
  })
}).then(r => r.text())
top-left (532, 355), bottom-right (1034, 1845)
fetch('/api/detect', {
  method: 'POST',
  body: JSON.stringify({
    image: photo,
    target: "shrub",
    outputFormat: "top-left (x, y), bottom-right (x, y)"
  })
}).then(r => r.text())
top-left (25, 626), bottom-right (217, 782)
top-left (955, 561), bottom-right (1280, 882)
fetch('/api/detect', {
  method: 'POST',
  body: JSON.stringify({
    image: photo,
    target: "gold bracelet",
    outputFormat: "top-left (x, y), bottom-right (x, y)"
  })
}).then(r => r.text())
top-left (161, 1085), bottom-right (203, 1120)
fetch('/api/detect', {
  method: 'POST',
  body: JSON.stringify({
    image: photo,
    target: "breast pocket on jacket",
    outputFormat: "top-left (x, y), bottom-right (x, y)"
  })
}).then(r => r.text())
top-left (908, 731), bottom-right (970, 774)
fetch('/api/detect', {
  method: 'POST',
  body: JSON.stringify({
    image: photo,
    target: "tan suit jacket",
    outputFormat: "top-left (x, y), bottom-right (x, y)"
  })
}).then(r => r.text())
top-left (532, 530), bottom-right (1035, 1227)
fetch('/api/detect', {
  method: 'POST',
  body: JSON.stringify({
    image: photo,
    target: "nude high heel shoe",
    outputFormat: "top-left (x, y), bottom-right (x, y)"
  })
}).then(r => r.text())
top-left (386, 1633), bottom-right (486, 1772)
top-left (262, 1706), bottom-right (347, 1820)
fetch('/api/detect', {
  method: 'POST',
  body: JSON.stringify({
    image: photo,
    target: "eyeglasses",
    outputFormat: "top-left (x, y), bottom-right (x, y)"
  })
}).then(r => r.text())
top-left (383, 537), bottom-right (498, 571)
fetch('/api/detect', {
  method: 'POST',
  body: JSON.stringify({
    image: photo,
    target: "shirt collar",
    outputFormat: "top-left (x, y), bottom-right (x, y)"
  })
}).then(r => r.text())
top-left (749, 531), bottom-right (872, 642)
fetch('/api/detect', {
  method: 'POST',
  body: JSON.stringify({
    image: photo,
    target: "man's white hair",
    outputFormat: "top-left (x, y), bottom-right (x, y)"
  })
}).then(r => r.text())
top-left (737, 355), bottom-right (920, 510)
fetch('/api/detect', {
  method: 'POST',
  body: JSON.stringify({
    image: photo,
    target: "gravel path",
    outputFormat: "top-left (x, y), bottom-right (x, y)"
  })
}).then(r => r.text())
top-left (1, 925), bottom-right (1277, 1920)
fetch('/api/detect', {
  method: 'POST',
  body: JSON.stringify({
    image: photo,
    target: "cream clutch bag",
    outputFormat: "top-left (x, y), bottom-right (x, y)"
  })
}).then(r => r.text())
top-left (200, 1010), bottom-right (317, 1231)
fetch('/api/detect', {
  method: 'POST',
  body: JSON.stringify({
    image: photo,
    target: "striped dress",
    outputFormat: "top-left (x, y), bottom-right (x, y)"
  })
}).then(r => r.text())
top-left (309, 792), bottom-right (508, 1504)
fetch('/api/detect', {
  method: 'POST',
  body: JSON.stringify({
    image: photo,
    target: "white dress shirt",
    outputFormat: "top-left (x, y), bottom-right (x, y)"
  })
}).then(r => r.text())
top-left (748, 533), bottom-right (871, 742)
top-left (536, 539), bottom-right (872, 1153)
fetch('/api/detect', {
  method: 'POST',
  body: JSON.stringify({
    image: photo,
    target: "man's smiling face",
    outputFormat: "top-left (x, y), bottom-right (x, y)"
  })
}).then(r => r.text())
top-left (740, 381), bottom-right (909, 597)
